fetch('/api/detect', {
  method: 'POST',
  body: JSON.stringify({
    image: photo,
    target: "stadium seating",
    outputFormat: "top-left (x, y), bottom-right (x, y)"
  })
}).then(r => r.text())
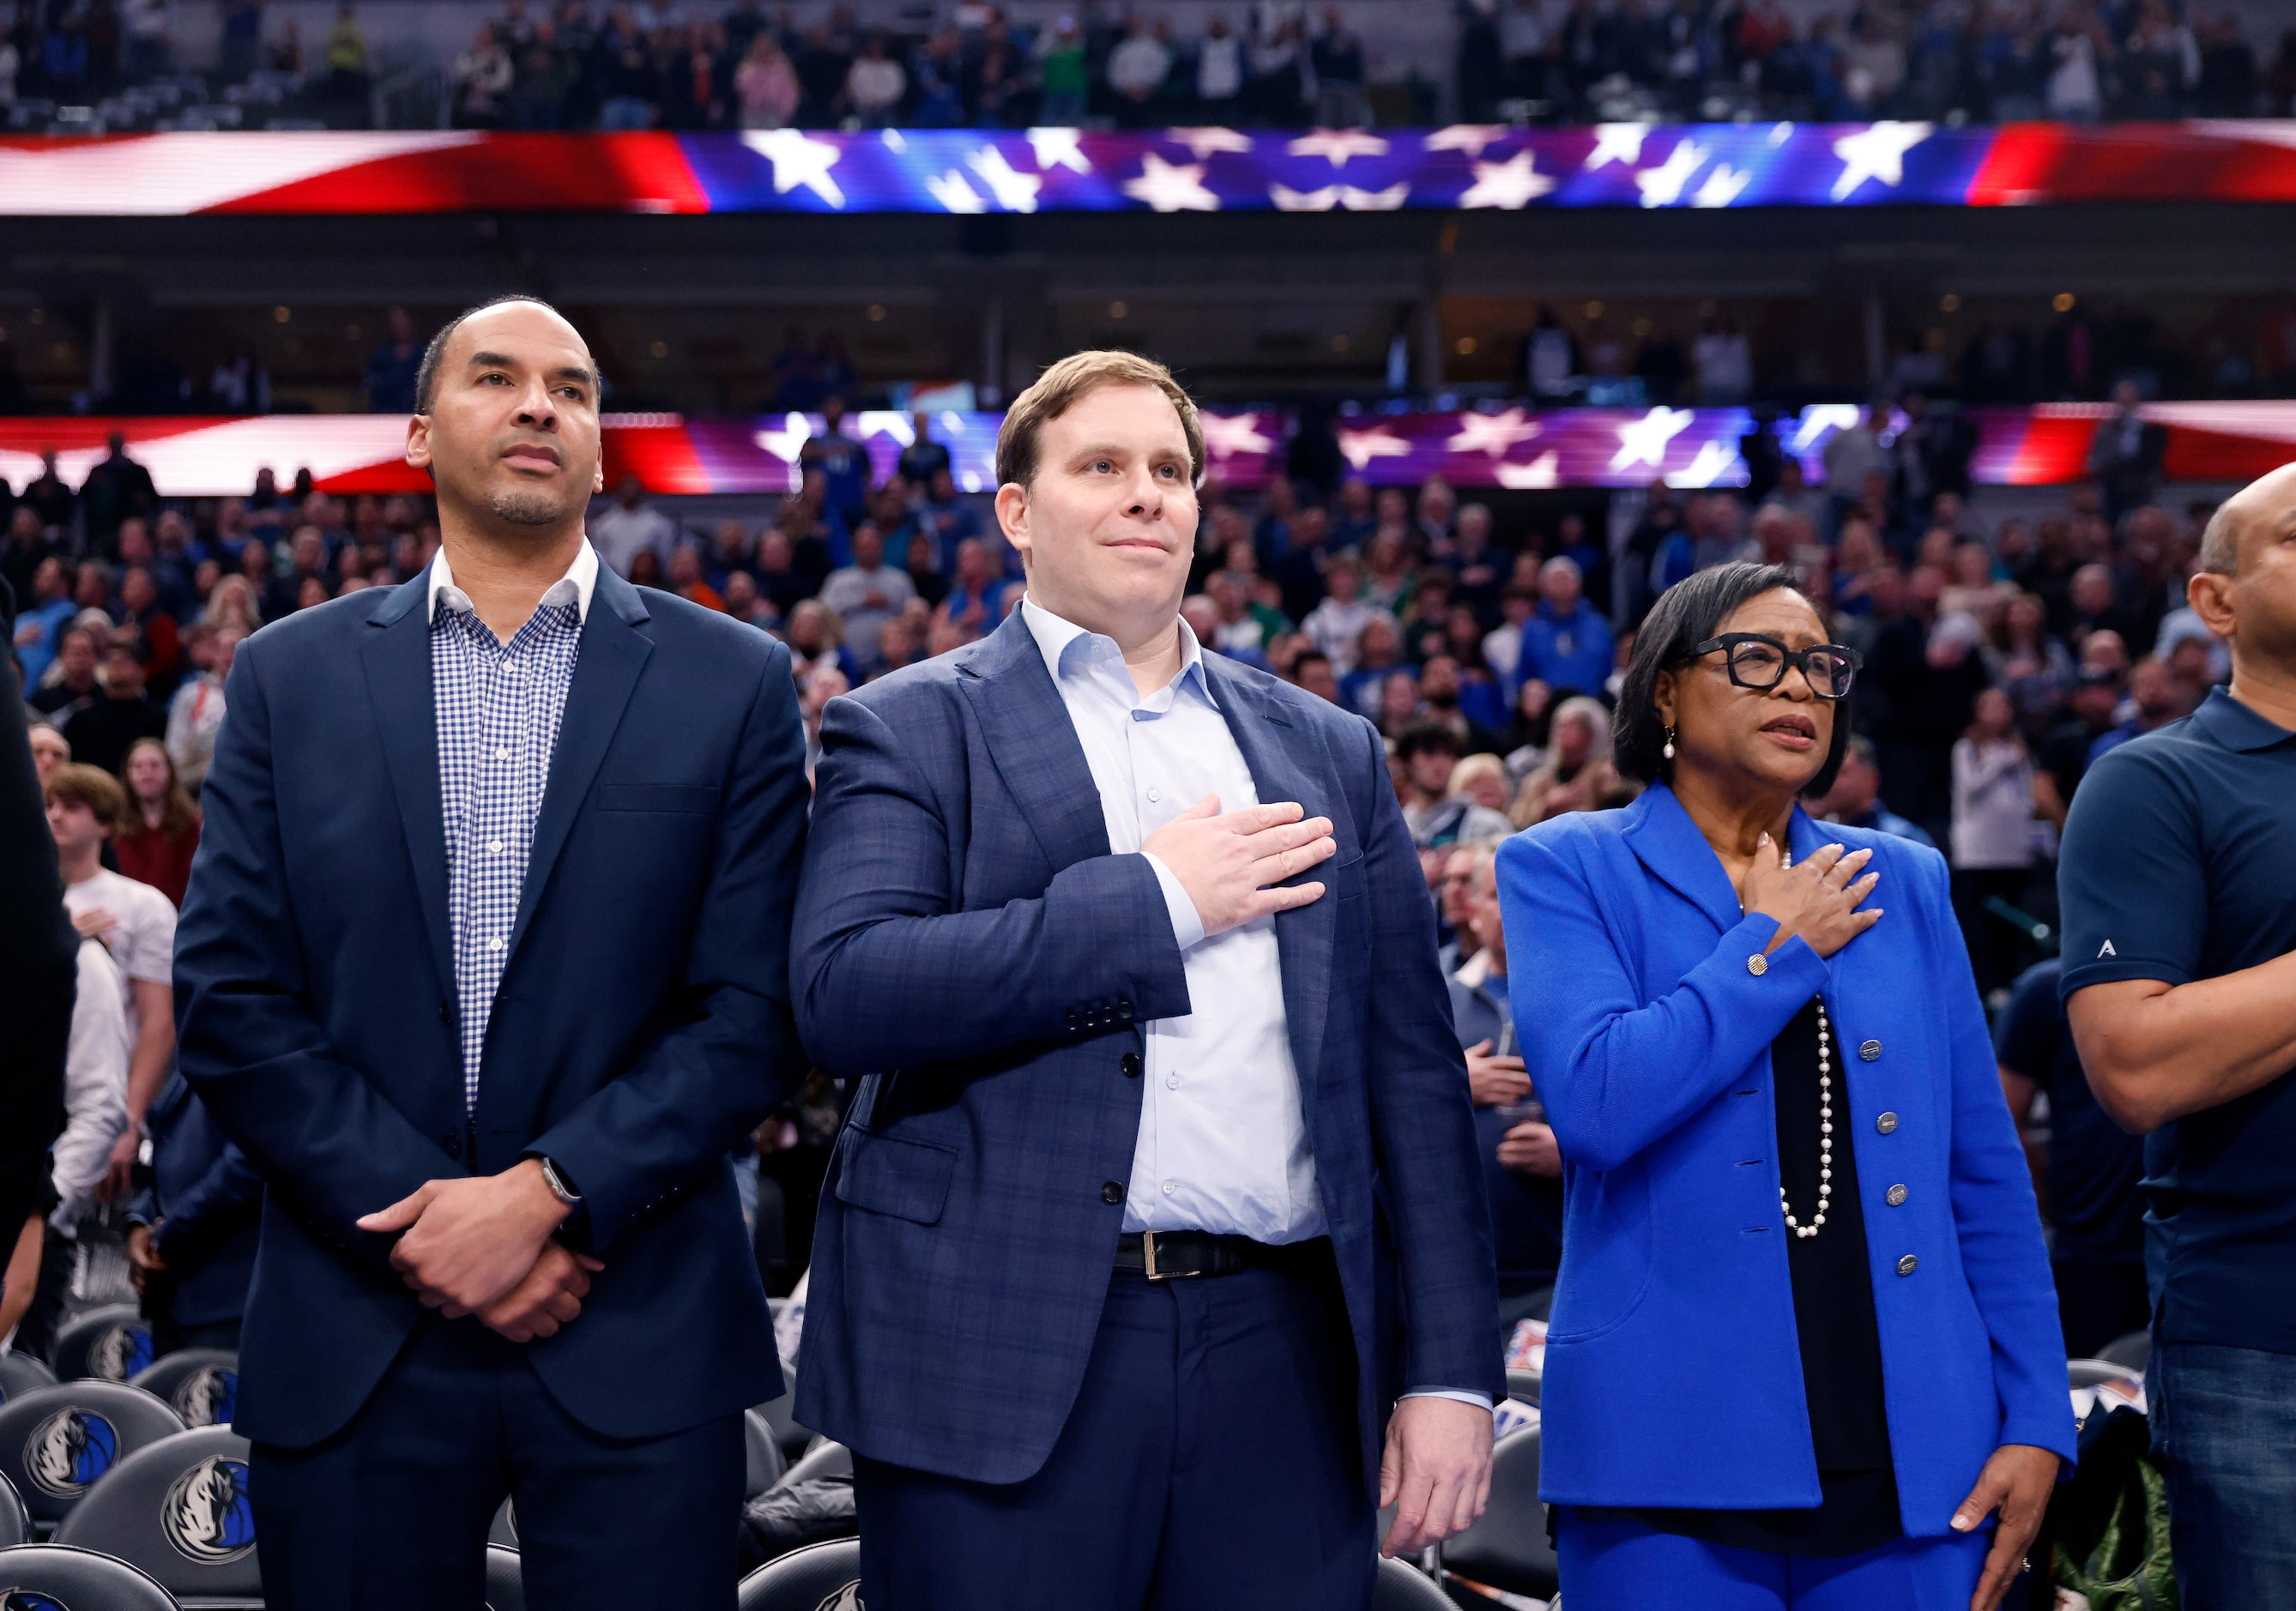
top-left (751, 1391), bottom-right (815, 1462)
top-left (0, 1542), bottom-right (183, 1608)
top-left (1437, 1424), bottom-right (1560, 1602)
top-left (50, 1306), bottom-right (158, 1384)
top-left (0, 1474), bottom-right (28, 1548)
top-left (738, 1537), bottom-right (860, 1611)
top-left (1373, 1554), bottom-right (1457, 1610)
top-left (490, 1495), bottom-right (519, 1547)
top-left (0, 1355), bottom-right (59, 1408)
top-left (1505, 1368), bottom-right (1543, 1408)
top-left (53, 1426), bottom-right (260, 1609)
top-left (2097, 1331), bottom-right (2153, 1373)
top-left (128, 1352), bottom-right (240, 1430)
top-left (0, 1382), bottom-right (188, 1530)
top-left (745, 1406), bottom-right (790, 1494)
top-left (486, 1543), bottom-right (526, 1611)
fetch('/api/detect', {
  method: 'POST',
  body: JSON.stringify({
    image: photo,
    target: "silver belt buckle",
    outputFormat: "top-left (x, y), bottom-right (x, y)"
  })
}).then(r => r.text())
top-left (1141, 1229), bottom-right (1197, 1282)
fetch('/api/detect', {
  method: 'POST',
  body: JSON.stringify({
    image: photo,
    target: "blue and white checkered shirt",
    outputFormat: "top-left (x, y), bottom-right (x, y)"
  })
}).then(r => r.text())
top-left (428, 540), bottom-right (599, 1112)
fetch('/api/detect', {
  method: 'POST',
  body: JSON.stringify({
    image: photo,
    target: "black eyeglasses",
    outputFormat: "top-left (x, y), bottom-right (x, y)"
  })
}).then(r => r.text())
top-left (1683, 633), bottom-right (1862, 700)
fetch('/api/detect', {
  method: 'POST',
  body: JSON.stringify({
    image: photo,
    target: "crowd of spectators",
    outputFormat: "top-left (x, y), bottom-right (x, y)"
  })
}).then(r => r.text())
top-left (6, 0), bottom-right (2295, 136)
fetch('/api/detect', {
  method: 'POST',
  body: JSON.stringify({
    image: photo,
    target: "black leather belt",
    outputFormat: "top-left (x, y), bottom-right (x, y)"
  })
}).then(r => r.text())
top-left (1112, 1229), bottom-right (1331, 1282)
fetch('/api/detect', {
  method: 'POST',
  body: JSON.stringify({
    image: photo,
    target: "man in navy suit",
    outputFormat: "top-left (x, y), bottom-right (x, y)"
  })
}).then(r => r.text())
top-left (792, 350), bottom-right (1501, 1610)
top-left (174, 298), bottom-right (809, 1609)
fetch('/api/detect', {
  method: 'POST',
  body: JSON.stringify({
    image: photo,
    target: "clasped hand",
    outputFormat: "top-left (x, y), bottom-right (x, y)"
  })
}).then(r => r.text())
top-left (355, 1160), bottom-right (603, 1343)
top-left (1141, 795), bottom-right (1337, 938)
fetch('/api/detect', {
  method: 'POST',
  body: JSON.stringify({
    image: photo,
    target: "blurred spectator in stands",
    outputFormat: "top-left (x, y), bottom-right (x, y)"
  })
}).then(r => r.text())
top-left (819, 522), bottom-right (914, 674)
top-left (323, 2), bottom-right (370, 105)
top-left (1994, 956), bottom-right (2149, 1359)
top-left (511, 17), bottom-right (581, 129)
top-left (1338, 612), bottom-right (1405, 715)
top-left (668, 541), bottom-right (725, 612)
top-left (1400, 722), bottom-right (1510, 853)
top-left (897, 413), bottom-right (951, 487)
top-left (28, 624), bottom-right (101, 723)
top-left (595, 10), bottom-right (658, 129)
top-left (590, 474), bottom-right (676, 578)
top-left (704, 518), bottom-right (756, 595)
top-left (844, 32), bottom-right (907, 125)
top-left (1501, 677), bottom-right (1554, 778)
top-left (22, 449), bottom-right (74, 534)
top-left (1822, 401), bottom-right (1888, 528)
top-left (17, 923), bottom-right (127, 1361)
top-left (1418, 654), bottom-right (1502, 753)
top-left (1032, 11), bottom-right (1087, 124)
top-left (1106, 15), bottom-right (1171, 126)
top-left (1520, 555), bottom-right (1613, 700)
top-left (115, 738), bottom-right (200, 909)
top-left (1508, 693), bottom-right (1610, 828)
top-left (1816, 733), bottom-right (1934, 847)
top-left (797, 660), bottom-right (848, 780)
top-left (1195, 13), bottom-right (1244, 114)
top-left (1985, 591), bottom-right (2075, 734)
top-left (1693, 318), bottom-right (1752, 406)
top-left (2088, 379), bottom-right (2167, 523)
top-left (2046, 4), bottom-right (2109, 119)
top-left (28, 722), bottom-right (69, 785)
top-left (2088, 652), bottom-right (2193, 765)
top-left (1310, 6), bottom-right (1371, 127)
top-left (1375, 667), bottom-right (1422, 739)
top-left (802, 396), bottom-right (871, 528)
top-left (120, 0), bottom-right (167, 78)
top-left (1482, 584), bottom-right (1536, 703)
top-left (4, 504), bottom-right (62, 605)
top-left (1302, 552), bottom-right (1375, 673)
top-left (0, 20), bottom-right (19, 103)
top-left (456, 20), bottom-right (517, 125)
top-left (118, 563), bottom-right (179, 696)
top-left (1290, 646), bottom-right (1342, 707)
top-left (2067, 560), bottom-right (2145, 652)
top-left (1949, 686), bottom-right (2038, 999)
top-left (2196, 11), bottom-right (2259, 115)
top-left (734, 28), bottom-right (800, 128)
top-left (166, 624), bottom-right (238, 795)
top-left (81, 432), bottom-right (157, 556)
top-left (13, 555), bottom-right (75, 688)
top-left (1449, 752), bottom-right (1513, 823)
top-left (2033, 667), bottom-right (2122, 826)
top-left (63, 642), bottom-right (167, 780)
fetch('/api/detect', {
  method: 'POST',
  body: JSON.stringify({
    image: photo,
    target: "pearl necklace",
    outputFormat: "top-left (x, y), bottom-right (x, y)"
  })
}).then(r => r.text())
top-left (1772, 844), bottom-right (1833, 1240)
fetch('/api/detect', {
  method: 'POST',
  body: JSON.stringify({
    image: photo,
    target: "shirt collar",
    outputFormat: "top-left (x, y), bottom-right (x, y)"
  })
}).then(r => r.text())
top-left (2189, 685), bottom-right (2296, 753)
top-left (1018, 594), bottom-right (1215, 709)
top-left (427, 537), bottom-right (600, 626)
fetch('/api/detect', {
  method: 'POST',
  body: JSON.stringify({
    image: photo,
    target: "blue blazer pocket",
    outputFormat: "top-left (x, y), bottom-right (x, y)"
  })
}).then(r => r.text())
top-left (834, 1129), bottom-right (958, 1225)
top-left (595, 783), bottom-right (720, 814)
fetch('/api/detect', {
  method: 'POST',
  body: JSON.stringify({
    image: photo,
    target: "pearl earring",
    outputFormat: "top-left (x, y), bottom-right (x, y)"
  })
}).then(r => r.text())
top-left (1662, 725), bottom-right (1677, 761)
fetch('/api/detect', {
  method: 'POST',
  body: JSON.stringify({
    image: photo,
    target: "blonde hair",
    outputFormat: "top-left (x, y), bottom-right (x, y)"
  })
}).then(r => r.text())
top-left (1447, 751), bottom-right (1508, 803)
top-left (995, 350), bottom-right (1205, 490)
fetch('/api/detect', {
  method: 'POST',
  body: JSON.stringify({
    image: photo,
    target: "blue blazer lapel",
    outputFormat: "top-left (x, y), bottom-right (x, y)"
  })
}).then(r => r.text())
top-left (1620, 782), bottom-right (1746, 934)
top-left (358, 575), bottom-right (456, 1003)
top-left (1203, 656), bottom-right (1338, 1100)
top-left (956, 610), bottom-right (1112, 872)
top-left (507, 568), bottom-right (653, 962)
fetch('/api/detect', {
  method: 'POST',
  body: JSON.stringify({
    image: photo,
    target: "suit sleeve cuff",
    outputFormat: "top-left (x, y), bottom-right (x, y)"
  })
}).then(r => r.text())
top-left (1402, 1388), bottom-right (1495, 1411)
top-left (1139, 851), bottom-right (1205, 951)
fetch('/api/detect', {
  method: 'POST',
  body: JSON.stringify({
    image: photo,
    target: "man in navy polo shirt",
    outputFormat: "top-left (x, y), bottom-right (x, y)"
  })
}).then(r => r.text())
top-left (2059, 460), bottom-right (2296, 1611)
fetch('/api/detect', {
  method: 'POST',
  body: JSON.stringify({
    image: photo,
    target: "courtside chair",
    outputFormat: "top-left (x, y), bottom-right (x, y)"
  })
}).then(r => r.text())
top-left (0, 1381), bottom-right (187, 1532)
top-left (1437, 1424), bottom-right (1561, 1602)
top-left (0, 1542), bottom-right (184, 1609)
top-left (52, 1425), bottom-right (261, 1609)
top-left (128, 1351), bottom-right (240, 1429)
top-left (0, 1354), bottom-right (58, 1406)
top-left (738, 1537), bottom-right (861, 1610)
top-left (51, 1305), bottom-right (157, 1383)
top-left (0, 1472), bottom-right (28, 1547)
top-left (485, 1543), bottom-right (526, 1611)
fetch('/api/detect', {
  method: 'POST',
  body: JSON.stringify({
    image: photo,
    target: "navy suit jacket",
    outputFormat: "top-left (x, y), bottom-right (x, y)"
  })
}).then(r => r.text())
top-left (1497, 785), bottom-right (2075, 1531)
top-left (175, 564), bottom-right (810, 1448)
top-left (790, 610), bottom-right (1500, 1489)
top-left (132, 1073), bottom-right (263, 1329)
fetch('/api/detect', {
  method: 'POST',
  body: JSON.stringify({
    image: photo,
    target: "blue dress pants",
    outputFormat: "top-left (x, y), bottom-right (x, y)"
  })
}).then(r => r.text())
top-left (854, 1255), bottom-right (1375, 1611)
top-left (249, 1312), bottom-right (745, 1610)
top-left (1556, 1510), bottom-right (1990, 1610)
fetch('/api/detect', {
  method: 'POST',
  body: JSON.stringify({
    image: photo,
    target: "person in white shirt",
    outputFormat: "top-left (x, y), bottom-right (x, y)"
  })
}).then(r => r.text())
top-left (46, 763), bottom-right (178, 1202)
top-left (588, 475), bottom-right (677, 578)
top-left (166, 624), bottom-right (243, 793)
top-left (53, 938), bottom-right (131, 1228)
top-left (1301, 553), bottom-right (1379, 673)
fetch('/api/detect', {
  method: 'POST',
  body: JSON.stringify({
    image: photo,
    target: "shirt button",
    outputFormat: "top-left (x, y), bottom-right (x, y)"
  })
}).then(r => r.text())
top-left (1101, 1181), bottom-right (1124, 1205)
top-left (1166, 1075), bottom-right (1180, 1089)
top-left (1896, 1254), bottom-right (1918, 1276)
top-left (1859, 1040), bottom-right (1882, 1062)
top-left (1876, 1111), bottom-right (1899, 1134)
top-left (1161, 1181), bottom-right (1175, 1196)
top-left (1886, 1184), bottom-right (1908, 1207)
top-left (488, 937), bottom-right (505, 952)
top-left (1147, 787), bottom-right (1162, 803)
top-left (494, 746), bottom-right (511, 761)
top-left (487, 839), bottom-right (505, 854)
top-left (1746, 954), bottom-right (1768, 976)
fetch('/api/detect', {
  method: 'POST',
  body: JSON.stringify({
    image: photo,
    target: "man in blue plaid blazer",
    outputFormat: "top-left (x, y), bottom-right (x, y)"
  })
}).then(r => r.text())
top-left (175, 299), bottom-right (809, 1609)
top-left (793, 352), bottom-right (1501, 1610)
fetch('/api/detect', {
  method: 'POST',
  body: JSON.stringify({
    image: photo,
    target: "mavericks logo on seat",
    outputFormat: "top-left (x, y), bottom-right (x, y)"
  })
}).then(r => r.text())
top-left (162, 1454), bottom-right (257, 1565)
top-left (88, 1323), bottom-right (155, 1382)
top-left (172, 1366), bottom-right (239, 1428)
top-left (813, 1587), bottom-right (864, 1611)
top-left (0, 1591), bottom-right (73, 1611)
top-left (24, 1407), bottom-right (118, 1497)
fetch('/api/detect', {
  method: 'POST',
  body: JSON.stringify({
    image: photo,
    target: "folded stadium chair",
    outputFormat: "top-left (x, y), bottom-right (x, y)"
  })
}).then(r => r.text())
top-left (746, 1407), bottom-right (790, 1494)
top-left (53, 1426), bottom-right (261, 1609)
top-left (1505, 1368), bottom-right (1543, 1408)
top-left (485, 1543), bottom-right (524, 1611)
top-left (1437, 1425), bottom-right (1560, 1602)
top-left (0, 1542), bottom-right (183, 1608)
top-left (0, 1354), bottom-right (58, 1406)
top-left (2096, 1331), bottom-right (2152, 1373)
top-left (752, 1392), bottom-right (816, 1461)
top-left (51, 1305), bottom-right (158, 1383)
top-left (1373, 1554), bottom-right (1455, 1609)
top-left (489, 1495), bottom-right (518, 1546)
top-left (129, 1351), bottom-right (240, 1429)
top-left (738, 1537), bottom-right (860, 1610)
top-left (0, 1382), bottom-right (188, 1530)
top-left (0, 1473), bottom-right (27, 1547)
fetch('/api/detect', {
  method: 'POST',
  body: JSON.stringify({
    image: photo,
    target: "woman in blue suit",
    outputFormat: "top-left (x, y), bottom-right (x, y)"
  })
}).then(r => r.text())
top-left (1497, 564), bottom-right (2073, 1611)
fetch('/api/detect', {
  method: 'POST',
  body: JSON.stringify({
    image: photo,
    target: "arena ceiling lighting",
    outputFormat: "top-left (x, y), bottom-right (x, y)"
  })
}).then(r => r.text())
top-left (3, 402), bottom-right (2289, 498)
top-left (3, 122), bottom-right (2295, 216)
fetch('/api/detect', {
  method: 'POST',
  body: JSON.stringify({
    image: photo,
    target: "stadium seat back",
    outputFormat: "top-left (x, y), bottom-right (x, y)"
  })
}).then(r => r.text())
top-left (51, 1306), bottom-right (158, 1384)
top-left (739, 1537), bottom-right (861, 1610)
top-left (0, 1355), bottom-right (58, 1408)
top-left (485, 1542), bottom-right (524, 1611)
top-left (776, 1440), bottom-right (852, 1488)
top-left (127, 1353), bottom-right (240, 1430)
top-left (1504, 1368), bottom-right (1542, 1407)
top-left (52, 1426), bottom-right (260, 1603)
top-left (0, 1473), bottom-right (28, 1548)
top-left (746, 1408), bottom-right (789, 1495)
top-left (489, 1495), bottom-right (518, 1546)
top-left (1373, 1555), bottom-right (1454, 1609)
top-left (2095, 1331), bottom-right (2152, 1373)
top-left (1439, 1425), bottom-right (1559, 1598)
top-left (752, 1392), bottom-right (815, 1461)
top-left (0, 1383), bottom-right (188, 1525)
top-left (0, 1542), bottom-right (183, 1609)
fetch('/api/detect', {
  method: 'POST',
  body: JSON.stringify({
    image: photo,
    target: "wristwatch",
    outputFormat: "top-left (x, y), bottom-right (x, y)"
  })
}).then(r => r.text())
top-left (536, 1156), bottom-right (583, 1210)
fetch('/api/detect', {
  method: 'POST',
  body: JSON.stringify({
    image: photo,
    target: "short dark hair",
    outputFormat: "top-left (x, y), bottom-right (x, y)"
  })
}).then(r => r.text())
top-left (414, 294), bottom-right (597, 415)
top-left (1396, 721), bottom-right (1463, 762)
top-left (1615, 562), bottom-right (1850, 799)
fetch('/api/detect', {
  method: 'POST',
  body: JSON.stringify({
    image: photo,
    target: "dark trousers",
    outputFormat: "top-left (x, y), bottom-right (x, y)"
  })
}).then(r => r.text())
top-left (2151, 1341), bottom-right (2296, 1611)
top-left (855, 1252), bottom-right (1375, 1611)
top-left (250, 1313), bottom-right (744, 1611)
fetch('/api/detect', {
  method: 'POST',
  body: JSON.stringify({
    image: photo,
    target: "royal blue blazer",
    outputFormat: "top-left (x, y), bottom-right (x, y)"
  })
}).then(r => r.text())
top-left (1496, 784), bottom-right (2074, 1534)
top-left (174, 565), bottom-right (810, 1448)
top-left (789, 611), bottom-right (1500, 1488)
